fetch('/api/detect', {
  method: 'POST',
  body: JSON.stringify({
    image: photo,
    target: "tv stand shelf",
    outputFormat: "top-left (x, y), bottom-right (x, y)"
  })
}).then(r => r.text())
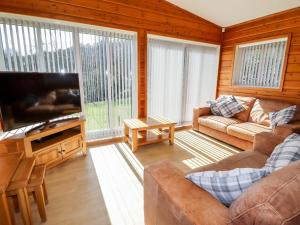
top-left (0, 118), bottom-right (86, 168)
top-left (31, 128), bottom-right (81, 152)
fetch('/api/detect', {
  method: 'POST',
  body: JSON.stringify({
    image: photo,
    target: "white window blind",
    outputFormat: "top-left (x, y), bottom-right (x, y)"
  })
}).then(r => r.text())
top-left (147, 37), bottom-right (219, 124)
top-left (0, 14), bottom-right (137, 140)
top-left (0, 18), bottom-right (75, 73)
top-left (0, 18), bottom-right (39, 72)
top-left (79, 29), bottom-right (136, 140)
top-left (233, 37), bottom-right (288, 88)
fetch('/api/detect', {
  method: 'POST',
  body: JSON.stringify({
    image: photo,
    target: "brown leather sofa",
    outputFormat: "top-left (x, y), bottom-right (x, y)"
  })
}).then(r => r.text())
top-left (193, 96), bottom-right (300, 151)
top-left (144, 131), bottom-right (300, 225)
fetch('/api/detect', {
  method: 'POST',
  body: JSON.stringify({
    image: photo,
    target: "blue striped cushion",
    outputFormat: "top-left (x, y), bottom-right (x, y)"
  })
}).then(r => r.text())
top-left (269, 105), bottom-right (296, 128)
top-left (186, 168), bottom-right (267, 206)
top-left (216, 96), bottom-right (245, 118)
top-left (207, 96), bottom-right (228, 116)
top-left (264, 133), bottom-right (300, 172)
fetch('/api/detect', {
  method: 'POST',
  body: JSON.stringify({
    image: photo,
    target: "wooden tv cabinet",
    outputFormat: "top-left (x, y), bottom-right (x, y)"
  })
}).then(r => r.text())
top-left (0, 118), bottom-right (87, 168)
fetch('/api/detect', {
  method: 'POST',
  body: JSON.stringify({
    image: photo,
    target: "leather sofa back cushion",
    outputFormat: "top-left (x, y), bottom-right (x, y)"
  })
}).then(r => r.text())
top-left (229, 160), bottom-right (300, 225)
top-left (248, 99), bottom-right (292, 127)
top-left (233, 96), bottom-right (256, 122)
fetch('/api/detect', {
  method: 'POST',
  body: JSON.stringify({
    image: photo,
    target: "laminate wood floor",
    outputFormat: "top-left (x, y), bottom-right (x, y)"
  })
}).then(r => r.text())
top-left (12, 130), bottom-right (240, 225)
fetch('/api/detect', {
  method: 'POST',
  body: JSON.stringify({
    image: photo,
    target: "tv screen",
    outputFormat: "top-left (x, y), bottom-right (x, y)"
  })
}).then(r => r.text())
top-left (0, 72), bottom-right (82, 132)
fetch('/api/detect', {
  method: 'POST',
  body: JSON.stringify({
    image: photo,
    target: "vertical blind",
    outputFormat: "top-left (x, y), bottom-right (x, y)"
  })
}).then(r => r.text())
top-left (78, 29), bottom-right (136, 140)
top-left (0, 19), bottom-right (75, 73)
top-left (148, 39), bottom-right (184, 123)
top-left (0, 15), bottom-right (137, 140)
top-left (147, 38), bottom-right (219, 124)
top-left (233, 37), bottom-right (288, 88)
top-left (183, 45), bottom-right (220, 122)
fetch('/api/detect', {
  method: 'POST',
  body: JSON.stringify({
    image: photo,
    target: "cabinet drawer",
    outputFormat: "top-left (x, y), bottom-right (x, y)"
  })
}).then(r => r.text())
top-left (34, 145), bottom-right (62, 166)
top-left (61, 136), bottom-right (82, 157)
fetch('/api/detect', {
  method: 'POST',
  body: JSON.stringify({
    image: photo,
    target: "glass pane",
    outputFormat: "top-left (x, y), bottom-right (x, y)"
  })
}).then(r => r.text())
top-left (147, 39), bottom-right (185, 123)
top-left (147, 38), bottom-right (219, 124)
top-left (233, 39), bottom-right (287, 88)
top-left (40, 26), bottom-right (75, 73)
top-left (79, 32), bottom-right (134, 140)
top-left (0, 21), bottom-right (39, 72)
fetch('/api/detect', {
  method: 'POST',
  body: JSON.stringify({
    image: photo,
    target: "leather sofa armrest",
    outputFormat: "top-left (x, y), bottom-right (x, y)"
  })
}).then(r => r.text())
top-left (193, 107), bottom-right (211, 130)
top-left (144, 161), bottom-right (229, 225)
top-left (273, 122), bottom-right (300, 136)
top-left (253, 132), bottom-right (286, 156)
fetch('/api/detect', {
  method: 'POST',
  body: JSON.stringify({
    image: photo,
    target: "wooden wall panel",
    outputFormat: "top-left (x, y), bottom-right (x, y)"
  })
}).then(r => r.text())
top-left (217, 7), bottom-right (300, 104)
top-left (138, 29), bottom-right (147, 117)
top-left (0, 0), bottom-right (222, 118)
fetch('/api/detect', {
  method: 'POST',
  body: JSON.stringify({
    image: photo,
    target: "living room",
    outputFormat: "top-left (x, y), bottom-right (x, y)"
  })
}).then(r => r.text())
top-left (0, 0), bottom-right (300, 225)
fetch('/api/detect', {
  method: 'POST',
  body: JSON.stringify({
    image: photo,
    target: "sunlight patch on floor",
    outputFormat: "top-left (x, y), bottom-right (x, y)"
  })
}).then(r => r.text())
top-left (175, 130), bottom-right (240, 169)
top-left (90, 145), bottom-right (144, 225)
top-left (115, 142), bottom-right (144, 181)
top-left (87, 130), bottom-right (240, 224)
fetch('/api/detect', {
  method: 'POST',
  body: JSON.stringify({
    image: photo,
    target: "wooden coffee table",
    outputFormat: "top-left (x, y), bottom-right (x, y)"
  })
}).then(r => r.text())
top-left (123, 117), bottom-right (176, 152)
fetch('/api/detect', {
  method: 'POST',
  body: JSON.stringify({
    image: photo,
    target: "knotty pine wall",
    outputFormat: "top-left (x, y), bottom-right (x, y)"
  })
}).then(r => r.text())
top-left (0, 0), bottom-right (222, 118)
top-left (218, 7), bottom-right (300, 104)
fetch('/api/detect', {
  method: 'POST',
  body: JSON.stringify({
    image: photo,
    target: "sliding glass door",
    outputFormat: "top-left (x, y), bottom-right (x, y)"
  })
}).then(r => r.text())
top-left (147, 39), bottom-right (185, 122)
top-left (79, 31), bottom-right (136, 139)
top-left (0, 15), bottom-right (137, 140)
top-left (147, 36), bottom-right (219, 124)
top-left (183, 45), bottom-right (220, 122)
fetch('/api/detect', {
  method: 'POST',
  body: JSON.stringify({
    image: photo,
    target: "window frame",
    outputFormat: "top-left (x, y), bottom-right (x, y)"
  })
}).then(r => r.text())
top-left (231, 34), bottom-right (291, 92)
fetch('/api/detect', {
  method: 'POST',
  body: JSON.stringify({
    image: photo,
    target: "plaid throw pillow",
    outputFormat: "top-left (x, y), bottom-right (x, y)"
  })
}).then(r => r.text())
top-left (269, 105), bottom-right (296, 128)
top-left (264, 133), bottom-right (300, 172)
top-left (207, 96), bottom-right (228, 116)
top-left (186, 168), bottom-right (267, 206)
top-left (207, 101), bottom-right (222, 116)
top-left (216, 96), bottom-right (245, 118)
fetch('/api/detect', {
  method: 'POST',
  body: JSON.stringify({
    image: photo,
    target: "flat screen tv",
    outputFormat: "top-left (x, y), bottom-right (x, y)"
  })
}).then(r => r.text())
top-left (0, 72), bottom-right (82, 132)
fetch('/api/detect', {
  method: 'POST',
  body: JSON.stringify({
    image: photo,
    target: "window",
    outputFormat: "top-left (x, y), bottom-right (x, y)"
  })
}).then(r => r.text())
top-left (0, 19), bottom-right (75, 73)
top-left (0, 15), bottom-right (137, 140)
top-left (79, 30), bottom-right (137, 140)
top-left (232, 37), bottom-right (288, 89)
top-left (147, 36), bottom-right (220, 124)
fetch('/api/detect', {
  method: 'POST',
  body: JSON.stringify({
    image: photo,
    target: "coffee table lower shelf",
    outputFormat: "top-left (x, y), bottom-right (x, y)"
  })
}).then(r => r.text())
top-left (126, 130), bottom-right (170, 146)
top-left (125, 129), bottom-right (174, 152)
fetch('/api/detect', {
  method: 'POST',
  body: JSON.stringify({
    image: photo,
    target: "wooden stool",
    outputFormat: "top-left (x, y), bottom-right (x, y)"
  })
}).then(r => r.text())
top-left (7, 164), bottom-right (48, 223)
top-left (27, 164), bottom-right (48, 222)
top-left (6, 157), bottom-right (36, 225)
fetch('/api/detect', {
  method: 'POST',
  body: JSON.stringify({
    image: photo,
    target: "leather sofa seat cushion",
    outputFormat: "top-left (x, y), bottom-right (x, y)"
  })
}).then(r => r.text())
top-left (227, 122), bottom-right (272, 142)
top-left (187, 151), bottom-right (268, 174)
top-left (198, 116), bottom-right (241, 133)
top-left (249, 99), bottom-right (292, 127)
top-left (230, 160), bottom-right (300, 225)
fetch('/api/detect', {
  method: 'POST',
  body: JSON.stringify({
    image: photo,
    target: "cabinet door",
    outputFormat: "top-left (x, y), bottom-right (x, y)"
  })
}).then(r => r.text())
top-left (34, 145), bottom-right (62, 166)
top-left (61, 136), bottom-right (82, 159)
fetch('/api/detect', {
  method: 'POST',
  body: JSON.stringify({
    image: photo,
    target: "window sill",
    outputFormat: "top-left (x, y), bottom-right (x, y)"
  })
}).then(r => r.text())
top-left (230, 85), bottom-right (283, 93)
